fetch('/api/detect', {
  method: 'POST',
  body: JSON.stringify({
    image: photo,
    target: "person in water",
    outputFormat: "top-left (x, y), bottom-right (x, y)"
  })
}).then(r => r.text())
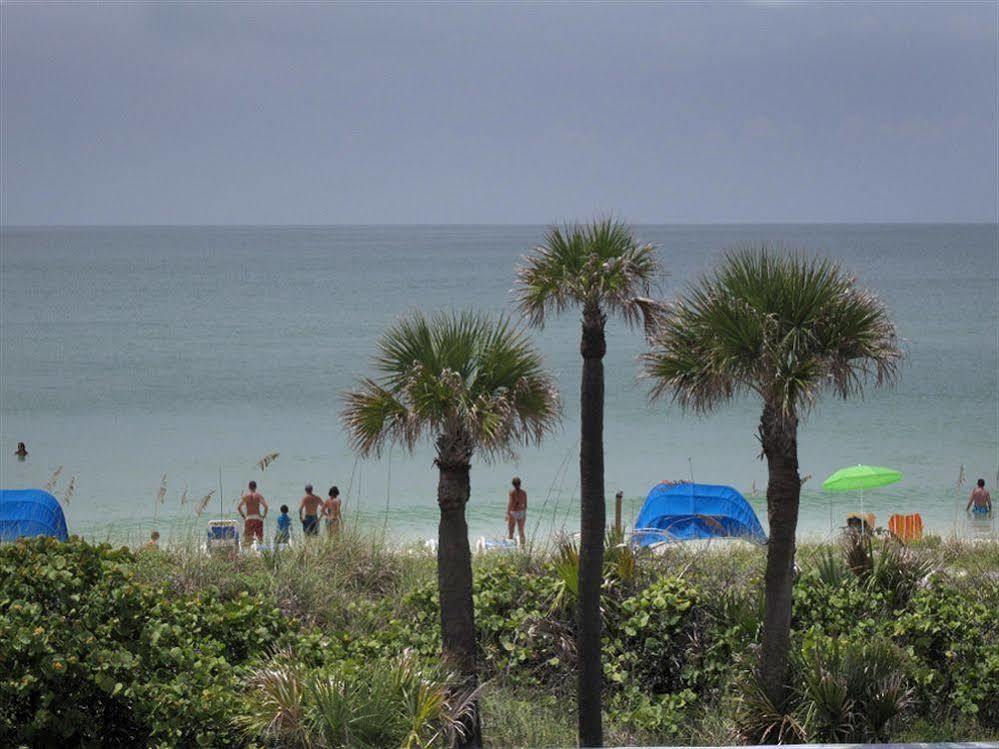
top-left (275, 505), bottom-right (292, 545)
top-left (237, 480), bottom-right (269, 544)
top-left (144, 530), bottom-right (160, 550)
top-left (323, 486), bottom-right (342, 537)
top-left (506, 476), bottom-right (527, 545)
top-left (967, 479), bottom-right (993, 515)
top-left (300, 484), bottom-right (323, 536)
top-left (14, 442), bottom-right (28, 459)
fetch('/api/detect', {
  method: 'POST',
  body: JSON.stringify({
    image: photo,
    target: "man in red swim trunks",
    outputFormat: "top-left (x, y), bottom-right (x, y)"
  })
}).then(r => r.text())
top-left (237, 480), bottom-right (269, 544)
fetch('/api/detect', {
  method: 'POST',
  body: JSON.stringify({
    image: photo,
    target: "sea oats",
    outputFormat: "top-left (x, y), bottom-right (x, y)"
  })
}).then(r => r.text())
top-left (62, 477), bottom-right (76, 505)
top-left (195, 490), bottom-right (215, 517)
top-left (179, 487), bottom-right (189, 505)
top-left (256, 452), bottom-right (280, 471)
top-left (156, 474), bottom-right (167, 504)
top-left (44, 466), bottom-right (64, 493)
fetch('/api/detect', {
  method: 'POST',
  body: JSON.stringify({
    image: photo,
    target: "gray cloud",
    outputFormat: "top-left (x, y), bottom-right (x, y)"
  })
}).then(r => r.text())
top-left (1, 1), bottom-right (995, 224)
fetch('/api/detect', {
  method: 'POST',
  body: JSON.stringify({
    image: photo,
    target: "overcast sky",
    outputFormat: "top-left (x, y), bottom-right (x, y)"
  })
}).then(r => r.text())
top-left (1, 1), bottom-right (995, 225)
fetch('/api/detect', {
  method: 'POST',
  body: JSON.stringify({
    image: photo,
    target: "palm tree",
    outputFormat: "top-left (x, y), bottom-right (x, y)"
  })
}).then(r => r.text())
top-left (516, 219), bottom-right (662, 747)
top-left (642, 246), bottom-right (901, 710)
top-left (341, 310), bottom-right (560, 749)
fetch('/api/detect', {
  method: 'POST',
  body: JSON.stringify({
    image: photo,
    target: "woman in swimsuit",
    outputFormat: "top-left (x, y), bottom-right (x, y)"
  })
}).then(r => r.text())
top-left (323, 486), bottom-right (342, 537)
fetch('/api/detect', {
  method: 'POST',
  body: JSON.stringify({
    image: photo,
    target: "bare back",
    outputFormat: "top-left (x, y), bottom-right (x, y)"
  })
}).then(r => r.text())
top-left (239, 491), bottom-right (268, 518)
top-left (970, 487), bottom-right (992, 509)
top-left (509, 488), bottom-right (527, 512)
top-left (301, 493), bottom-right (323, 518)
top-left (324, 497), bottom-right (342, 522)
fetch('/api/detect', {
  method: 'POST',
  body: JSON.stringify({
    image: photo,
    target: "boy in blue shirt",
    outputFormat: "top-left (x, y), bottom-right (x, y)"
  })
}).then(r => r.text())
top-left (275, 505), bottom-right (292, 545)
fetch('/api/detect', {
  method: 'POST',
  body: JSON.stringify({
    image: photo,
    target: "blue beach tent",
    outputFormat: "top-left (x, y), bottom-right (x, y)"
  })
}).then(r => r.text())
top-left (631, 482), bottom-right (767, 546)
top-left (0, 489), bottom-right (69, 542)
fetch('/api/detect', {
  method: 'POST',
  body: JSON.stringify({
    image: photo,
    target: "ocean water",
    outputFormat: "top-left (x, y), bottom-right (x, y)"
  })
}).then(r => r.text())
top-left (1, 224), bottom-right (996, 544)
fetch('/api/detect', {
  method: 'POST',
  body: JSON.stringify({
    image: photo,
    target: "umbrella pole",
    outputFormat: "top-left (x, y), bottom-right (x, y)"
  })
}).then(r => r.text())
top-left (860, 488), bottom-right (865, 534)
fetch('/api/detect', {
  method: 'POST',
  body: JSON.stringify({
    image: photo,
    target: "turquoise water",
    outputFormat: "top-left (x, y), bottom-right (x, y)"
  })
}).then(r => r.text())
top-left (1, 225), bottom-right (996, 543)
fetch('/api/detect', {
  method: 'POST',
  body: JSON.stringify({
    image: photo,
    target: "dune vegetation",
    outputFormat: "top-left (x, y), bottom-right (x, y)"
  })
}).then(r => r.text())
top-left (2, 531), bottom-right (996, 748)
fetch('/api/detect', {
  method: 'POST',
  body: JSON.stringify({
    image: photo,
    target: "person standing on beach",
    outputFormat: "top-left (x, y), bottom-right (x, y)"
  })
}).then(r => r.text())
top-left (967, 479), bottom-right (993, 515)
top-left (323, 486), bottom-right (342, 537)
top-left (237, 480), bottom-right (269, 544)
top-left (506, 476), bottom-right (527, 545)
top-left (299, 484), bottom-right (323, 536)
top-left (275, 505), bottom-right (292, 545)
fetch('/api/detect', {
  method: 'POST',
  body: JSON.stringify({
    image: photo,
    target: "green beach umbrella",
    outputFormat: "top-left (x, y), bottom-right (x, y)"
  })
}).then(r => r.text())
top-left (822, 464), bottom-right (902, 532)
top-left (823, 465), bottom-right (903, 492)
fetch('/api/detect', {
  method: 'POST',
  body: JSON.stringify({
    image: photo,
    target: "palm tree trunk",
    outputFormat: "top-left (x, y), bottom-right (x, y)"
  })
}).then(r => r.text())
top-left (757, 402), bottom-right (801, 710)
top-left (578, 305), bottom-right (607, 748)
top-left (437, 455), bottom-right (481, 749)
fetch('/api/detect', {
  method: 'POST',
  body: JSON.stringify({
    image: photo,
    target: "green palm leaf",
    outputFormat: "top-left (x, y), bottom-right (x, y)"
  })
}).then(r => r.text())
top-left (643, 244), bottom-right (902, 417)
top-left (342, 310), bottom-right (560, 462)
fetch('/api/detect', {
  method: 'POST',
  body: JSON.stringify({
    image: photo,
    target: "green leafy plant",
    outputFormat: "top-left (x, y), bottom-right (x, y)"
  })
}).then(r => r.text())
top-left (237, 651), bottom-right (475, 748)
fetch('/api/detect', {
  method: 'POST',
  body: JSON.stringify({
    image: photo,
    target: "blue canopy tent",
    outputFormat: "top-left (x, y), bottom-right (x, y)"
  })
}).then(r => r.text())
top-left (0, 489), bottom-right (69, 542)
top-left (631, 482), bottom-right (767, 546)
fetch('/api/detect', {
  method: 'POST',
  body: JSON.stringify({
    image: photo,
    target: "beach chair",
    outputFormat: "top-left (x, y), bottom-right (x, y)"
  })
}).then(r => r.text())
top-left (888, 513), bottom-right (924, 541)
top-left (206, 519), bottom-right (239, 557)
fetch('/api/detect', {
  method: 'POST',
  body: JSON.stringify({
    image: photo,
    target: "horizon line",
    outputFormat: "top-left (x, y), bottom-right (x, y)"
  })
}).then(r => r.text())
top-left (3, 220), bottom-right (997, 229)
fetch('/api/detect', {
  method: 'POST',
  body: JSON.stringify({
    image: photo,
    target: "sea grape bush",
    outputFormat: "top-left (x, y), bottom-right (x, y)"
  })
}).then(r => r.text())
top-left (0, 537), bottom-right (287, 747)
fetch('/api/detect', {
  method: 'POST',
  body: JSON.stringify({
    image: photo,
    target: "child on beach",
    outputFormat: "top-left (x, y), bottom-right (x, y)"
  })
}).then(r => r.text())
top-left (275, 505), bottom-right (292, 545)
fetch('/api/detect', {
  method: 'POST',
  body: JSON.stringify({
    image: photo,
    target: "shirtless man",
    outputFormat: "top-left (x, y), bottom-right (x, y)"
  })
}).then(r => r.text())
top-left (506, 476), bottom-right (527, 545)
top-left (323, 486), bottom-right (342, 537)
top-left (967, 479), bottom-right (993, 515)
top-left (237, 480), bottom-right (269, 544)
top-left (300, 484), bottom-right (323, 536)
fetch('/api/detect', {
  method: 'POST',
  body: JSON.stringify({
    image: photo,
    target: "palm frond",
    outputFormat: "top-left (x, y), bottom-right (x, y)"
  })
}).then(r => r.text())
top-left (341, 310), bottom-right (561, 463)
top-left (643, 244), bottom-right (902, 417)
top-left (515, 219), bottom-right (662, 328)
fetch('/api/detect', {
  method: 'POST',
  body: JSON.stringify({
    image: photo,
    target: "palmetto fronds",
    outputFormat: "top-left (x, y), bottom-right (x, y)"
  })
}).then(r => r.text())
top-left (342, 310), bottom-right (561, 462)
top-left (515, 219), bottom-right (663, 331)
top-left (643, 245), bottom-right (903, 417)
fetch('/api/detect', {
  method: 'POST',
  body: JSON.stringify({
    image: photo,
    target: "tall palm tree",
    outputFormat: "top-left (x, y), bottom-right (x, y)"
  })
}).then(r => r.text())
top-left (516, 219), bottom-right (662, 747)
top-left (341, 310), bottom-right (560, 749)
top-left (642, 247), bottom-right (901, 709)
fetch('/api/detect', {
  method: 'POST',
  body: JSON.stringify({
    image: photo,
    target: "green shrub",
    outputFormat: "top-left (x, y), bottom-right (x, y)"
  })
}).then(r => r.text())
top-left (236, 650), bottom-right (473, 748)
top-left (894, 581), bottom-right (999, 725)
top-left (0, 537), bottom-right (288, 747)
top-left (796, 633), bottom-right (915, 742)
top-left (604, 577), bottom-right (698, 695)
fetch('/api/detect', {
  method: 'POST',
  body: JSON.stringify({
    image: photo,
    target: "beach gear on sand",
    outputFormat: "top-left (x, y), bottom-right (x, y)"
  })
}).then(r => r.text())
top-left (206, 519), bottom-right (239, 555)
top-left (0, 489), bottom-right (69, 542)
top-left (888, 512), bottom-right (924, 540)
top-left (631, 482), bottom-right (767, 546)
